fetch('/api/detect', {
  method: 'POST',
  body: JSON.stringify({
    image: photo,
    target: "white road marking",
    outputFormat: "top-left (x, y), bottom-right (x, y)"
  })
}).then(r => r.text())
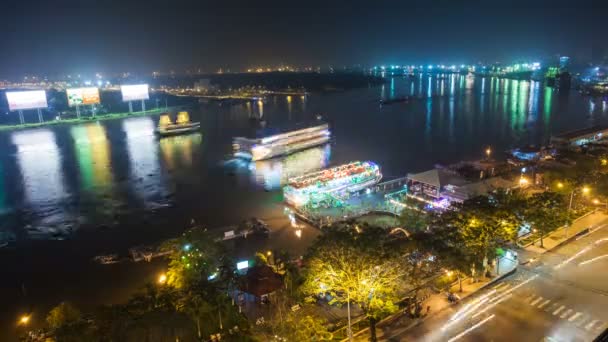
top-left (568, 312), bottom-right (582, 322)
top-left (545, 303), bottom-right (559, 312)
top-left (579, 254), bottom-right (608, 267)
top-left (447, 314), bottom-right (496, 342)
top-left (561, 309), bottom-right (573, 319)
top-left (574, 314), bottom-right (590, 328)
top-left (530, 297), bottom-right (543, 306)
top-left (585, 319), bottom-right (599, 331)
top-left (537, 299), bottom-right (551, 309)
top-left (494, 283), bottom-right (509, 291)
top-left (553, 305), bottom-right (566, 316)
top-left (595, 321), bottom-right (607, 332)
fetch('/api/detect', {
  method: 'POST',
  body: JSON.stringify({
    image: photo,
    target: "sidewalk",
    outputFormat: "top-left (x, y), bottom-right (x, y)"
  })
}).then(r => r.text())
top-left (523, 211), bottom-right (608, 255)
top-left (350, 254), bottom-right (518, 341)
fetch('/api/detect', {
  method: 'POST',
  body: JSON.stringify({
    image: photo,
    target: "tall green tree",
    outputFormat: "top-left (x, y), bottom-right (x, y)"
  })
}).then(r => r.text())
top-left (46, 302), bottom-right (82, 330)
top-left (301, 225), bottom-right (407, 342)
top-left (450, 194), bottom-right (520, 277)
top-left (526, 192), bottom-right (569, 248)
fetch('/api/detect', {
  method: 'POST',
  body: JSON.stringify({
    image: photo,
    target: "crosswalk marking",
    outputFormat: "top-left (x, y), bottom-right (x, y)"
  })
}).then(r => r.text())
top-left (530, 297), bottom-right (544, 306)
top-left (574, 314), bottom-right (590, 328)
top-left (585, 320), bottom-right (599, 331)
top-left (524, 293), bottom-right (536, 302)
top-left (568, 312), bottom-right (582, 322)
top-left (537, 299), bottom-right (551, 309)
top-left (561, 309), bottom-right (573, 319)
top-left (545, 303), bottom-right (559, 312)
top-left (595, 321), bottom-right (607, 332)
top-left (553, 305), bottom-right (566, 316)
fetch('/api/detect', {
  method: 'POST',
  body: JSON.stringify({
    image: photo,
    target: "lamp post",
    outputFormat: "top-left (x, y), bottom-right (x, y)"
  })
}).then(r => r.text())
top-left (561, 184), bottom-right (591, 239)
top-left (347, 290), bottom-right (352, 342)
top-left (485, 147), bottom-right (492, 160)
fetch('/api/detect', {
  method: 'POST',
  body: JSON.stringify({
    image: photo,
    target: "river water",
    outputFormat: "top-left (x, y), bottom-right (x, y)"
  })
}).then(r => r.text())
top-left (0, 74), bottom-right (607, 338)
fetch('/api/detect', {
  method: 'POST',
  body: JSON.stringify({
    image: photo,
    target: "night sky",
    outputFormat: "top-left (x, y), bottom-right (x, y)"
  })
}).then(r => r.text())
top-left (0, 0), bottom-right (606, 78)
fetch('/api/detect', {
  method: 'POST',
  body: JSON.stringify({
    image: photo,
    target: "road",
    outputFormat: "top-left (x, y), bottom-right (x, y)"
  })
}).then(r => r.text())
top-left (387, 219), bottom-right (608, 342)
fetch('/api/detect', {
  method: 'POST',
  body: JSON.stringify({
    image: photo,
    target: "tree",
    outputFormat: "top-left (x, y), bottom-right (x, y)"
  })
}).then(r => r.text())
top-left (46, 302), bottom-right (82, 330)
top-left (526, 192), bottom-right (568, 248)
top-left (160, 227), bottom-right (231, 289)
top-left (260, 309), bottom-right (333, 341)
top-left (398, 206), bottom-right (429, 233)
top-left (301, 225), bottom-right (406, 342)
top-left (448, 194), bottom-right (520, 277)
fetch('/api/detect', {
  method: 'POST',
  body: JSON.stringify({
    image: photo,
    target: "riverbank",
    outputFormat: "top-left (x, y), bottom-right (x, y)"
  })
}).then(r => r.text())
top-left (0, 106), bottom-right (182, 132)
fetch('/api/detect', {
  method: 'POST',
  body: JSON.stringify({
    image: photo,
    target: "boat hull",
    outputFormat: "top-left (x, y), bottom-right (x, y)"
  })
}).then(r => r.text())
top-left (156, 122), bottom-right (201, 137)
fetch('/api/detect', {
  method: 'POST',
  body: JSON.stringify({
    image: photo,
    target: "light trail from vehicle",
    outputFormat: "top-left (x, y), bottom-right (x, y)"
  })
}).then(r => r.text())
top-left (447, 314), bottom-right (496, 342)
top-left (578, 254), bottom-right (608, 267)
top-left (441, 290), bottom-right (496, 331)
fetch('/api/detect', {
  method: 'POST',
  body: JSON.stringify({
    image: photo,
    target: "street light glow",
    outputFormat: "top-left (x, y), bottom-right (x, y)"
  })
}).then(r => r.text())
top-left (18, 314), bottom-right (30, 325)
top-left (158, 273), bottom-right (167, 284)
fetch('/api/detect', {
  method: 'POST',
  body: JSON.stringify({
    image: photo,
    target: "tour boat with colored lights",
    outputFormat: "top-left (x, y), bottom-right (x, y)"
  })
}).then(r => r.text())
top-left (283, 161), bottom-right (382, 206)
top-left (156, 111), bottom-right (201, 137)
top-left (233, 120), bottom-right (330, 161)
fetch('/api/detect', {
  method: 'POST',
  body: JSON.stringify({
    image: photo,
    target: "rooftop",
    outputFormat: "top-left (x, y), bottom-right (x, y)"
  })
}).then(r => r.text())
top-left (407, 168), bottom-right (468, 188)
top-left (553, 125), bottom-right (608, 141)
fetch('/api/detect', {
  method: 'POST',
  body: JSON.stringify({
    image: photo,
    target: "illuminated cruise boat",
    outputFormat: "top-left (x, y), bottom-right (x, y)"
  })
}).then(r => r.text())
top-left (233, 121), bottom-right (330, 161)
top-left (283, 161), bottom-right (382, 206)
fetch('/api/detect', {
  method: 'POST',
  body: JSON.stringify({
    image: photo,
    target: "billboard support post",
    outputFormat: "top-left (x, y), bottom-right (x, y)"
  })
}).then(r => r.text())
top-left (141, 99), bottom-right (146, 113)
top-left (76, 105), bottom-right (81, 119)
top-left (128, 101), bottom-right (133, 114)
top-left (18, 110), bottom-right (24, 125)
top-left (37, 108), bottom-right (43, 123)
top-left (91, 105), bottom-right (95, 117)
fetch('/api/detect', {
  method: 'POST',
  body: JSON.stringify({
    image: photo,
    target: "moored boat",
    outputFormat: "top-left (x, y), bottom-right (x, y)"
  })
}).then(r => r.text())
top-left (156, 111), bottom-right (201, 137)
top-left (283, 161), bottom-right (382, 206)
top-left (233, 119), bottom-right (330, 161)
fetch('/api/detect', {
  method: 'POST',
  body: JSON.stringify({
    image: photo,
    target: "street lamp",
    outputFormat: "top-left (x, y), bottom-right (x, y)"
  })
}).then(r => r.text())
top-left (18, 314), bottom-right (30, 325)
top-left (519, 177), bottom-right (529, 187)
top-left (158, 273), bottom-right (167, 284)
top-left (485, 147), bottom-right (492, 160)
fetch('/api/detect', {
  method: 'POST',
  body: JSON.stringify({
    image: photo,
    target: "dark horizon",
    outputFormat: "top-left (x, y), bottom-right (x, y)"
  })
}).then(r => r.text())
top-left (0, 0), bottom-right (606, 78)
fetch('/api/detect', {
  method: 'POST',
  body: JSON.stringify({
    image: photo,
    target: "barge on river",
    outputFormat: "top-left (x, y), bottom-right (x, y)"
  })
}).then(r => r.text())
top-left (283, 161), bottom-right (382, 206)
top-left (156, 111), bottom-right (200, 137)
top-left (233, 120), bottom-right (330, 161)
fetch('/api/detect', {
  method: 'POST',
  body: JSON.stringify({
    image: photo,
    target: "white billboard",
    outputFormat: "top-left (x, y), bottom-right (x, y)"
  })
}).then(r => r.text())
top-left (67, 87), bottom-right (100, 106)
top-left (6, 90), bottom-right (48, 111)
top-left (121, 84), bottom-right (149, 102)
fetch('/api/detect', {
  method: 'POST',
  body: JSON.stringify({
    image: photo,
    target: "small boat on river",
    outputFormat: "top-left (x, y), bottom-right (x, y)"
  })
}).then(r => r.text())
top-left (156, 111), bottom-right (201, 137)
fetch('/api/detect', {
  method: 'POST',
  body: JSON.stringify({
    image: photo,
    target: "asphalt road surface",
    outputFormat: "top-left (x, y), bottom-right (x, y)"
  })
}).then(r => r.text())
top-left (389, 221), bottom-right (608, 342)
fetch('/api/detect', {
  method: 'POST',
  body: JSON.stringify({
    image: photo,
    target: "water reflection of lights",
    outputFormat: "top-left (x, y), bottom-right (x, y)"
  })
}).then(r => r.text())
top-left (159, 133), bottom-right (202, 170)
top-left (123, 117), bottom-right (166, 207)
top-left (12, 129), bottom-right (66, 204)
top-left (70, 124), bottom-right (113, 189)
top-left (246, 144), bottom-right (331, 190)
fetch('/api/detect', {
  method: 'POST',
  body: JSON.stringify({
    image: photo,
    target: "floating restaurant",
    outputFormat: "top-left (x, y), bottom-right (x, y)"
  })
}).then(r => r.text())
top-left (283, 161), bottom-right (382, 207)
